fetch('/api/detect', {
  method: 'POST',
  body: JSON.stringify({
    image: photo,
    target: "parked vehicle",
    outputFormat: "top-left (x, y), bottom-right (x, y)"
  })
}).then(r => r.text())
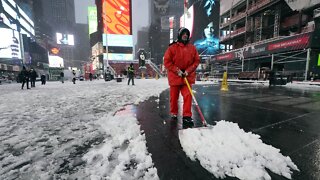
top-left (78, 75), bottom-right (84, 81)
top-left (269, 72), bottom-right (287, 86)
top-left (0, 76), bottom-right (12, 84)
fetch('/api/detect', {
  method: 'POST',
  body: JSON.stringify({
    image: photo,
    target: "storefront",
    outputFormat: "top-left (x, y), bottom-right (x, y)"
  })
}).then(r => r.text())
top-left (0, 63), bottom-right (21, 82)
top-left (211, 31), bottom-right (320, 81)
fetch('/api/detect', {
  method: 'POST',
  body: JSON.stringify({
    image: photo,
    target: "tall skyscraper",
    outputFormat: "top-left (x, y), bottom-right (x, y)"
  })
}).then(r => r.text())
top-left (35, 0), bottom-right (77, 68)
top-left (149, 0), bottom-right (184, 65)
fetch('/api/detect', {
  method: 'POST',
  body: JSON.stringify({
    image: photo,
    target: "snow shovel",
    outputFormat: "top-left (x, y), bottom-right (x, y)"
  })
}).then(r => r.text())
top-left (184, 77), bottom-right (208, 127)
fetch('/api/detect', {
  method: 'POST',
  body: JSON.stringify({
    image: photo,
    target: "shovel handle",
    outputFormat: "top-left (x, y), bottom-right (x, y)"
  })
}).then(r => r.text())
top-left (184, 77), bottom-right (207, 126)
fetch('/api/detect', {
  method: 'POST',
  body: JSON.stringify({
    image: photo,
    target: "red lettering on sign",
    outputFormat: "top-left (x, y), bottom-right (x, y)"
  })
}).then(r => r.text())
top-left (268, 35), bottom-right (309, 51)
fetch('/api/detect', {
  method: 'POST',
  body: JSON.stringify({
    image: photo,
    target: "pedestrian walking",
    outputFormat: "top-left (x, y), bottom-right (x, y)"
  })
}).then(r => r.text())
top-left (164, 27), bottom-right (200, 127)
top-left (30, 68), bottom-right (37, 87)
top-left (269, 70), bottom-right (275, 87)
top-left (41, 74), bottom-right (46, 85)
top-left (72, 70), bottom-right (76, 84)
top-left (89, 72), bottom-right (93, 81)
top-left (127, 63), bottom-right (135, 85)
top-left (60, 71), bottom-right (64, 83)
top-left (20, 66), bottom-right (30, 89)
top-left (105, 67), bottom-right (112, 81)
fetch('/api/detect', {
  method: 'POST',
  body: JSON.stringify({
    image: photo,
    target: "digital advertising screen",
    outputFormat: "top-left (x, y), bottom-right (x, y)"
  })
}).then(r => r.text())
top-left (102, 0), bottom-right (132, 35)
top-left (103, 53), bottom-right (133, 61)
top-left (0, 28), bottom-right (21, 59)
top-left (183, 0), bottom-right (220, 57)
top-left (2, 0), bottom-right (35, 36)
top-left (180, 5), bottom-right (195, 38)
top-left (103, 34), bottom-right (133, 47)
top-left (88, 6), bottom-right (98, 35)
top-left (48, 55), bottom-right (64, 68)
top-left (56, 33), bottom-right (75, 46)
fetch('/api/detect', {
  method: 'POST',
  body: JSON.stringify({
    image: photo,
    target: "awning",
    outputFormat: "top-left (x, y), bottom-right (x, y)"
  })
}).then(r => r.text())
top-left (213, 32), bottom-right (312, 62)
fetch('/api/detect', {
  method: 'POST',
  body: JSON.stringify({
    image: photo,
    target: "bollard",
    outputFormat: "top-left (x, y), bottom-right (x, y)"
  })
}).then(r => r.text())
top-left (221, 71), bottom-right (229, 91)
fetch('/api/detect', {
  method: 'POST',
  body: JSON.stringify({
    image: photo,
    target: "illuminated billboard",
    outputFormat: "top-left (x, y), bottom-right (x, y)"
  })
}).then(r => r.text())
top-left (180, 5), bottom-right (195, 38)
top-left (56, 33), bottom-right (75, 46)
top-left (182, 0), bottom-right (220, 57)
top-left (0, 28), bottom-right (21, 59)
top-left (102, 0), bottom-right (132, 35)
top-left (1, 0), bottom-right (35, 37)
top-left (102, 34), bottom-right (133, 47)
top-left (49, 55), bottom-right (64, 68)
top-left (88, 6), bottom-right (97, 35)
top-left (103, 53), bottom-right (133, 61)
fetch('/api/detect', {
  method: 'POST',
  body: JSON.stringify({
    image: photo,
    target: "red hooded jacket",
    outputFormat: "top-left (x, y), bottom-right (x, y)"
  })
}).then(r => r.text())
top-left (164, 42), bottom-right (200, 86)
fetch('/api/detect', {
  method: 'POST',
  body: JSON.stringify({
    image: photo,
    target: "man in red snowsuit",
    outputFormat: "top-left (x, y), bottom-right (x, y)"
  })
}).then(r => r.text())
top-left (164, 27), bottom-right (200, 127)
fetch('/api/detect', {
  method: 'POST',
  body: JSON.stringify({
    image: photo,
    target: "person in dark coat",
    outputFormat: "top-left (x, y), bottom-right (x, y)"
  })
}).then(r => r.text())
top-left (72, 70), bottom-right (76, 84)
top-left (30, 68), bottom-right (37, 87)
top-left (41, 74), bottom-right (46, 85)
top-left (89, 73), bottom-right (93, 81)
top-left (269, 70), bottom-right (275, 87)
top-left (104, 67), bottom-right (111, 81)
top-left (60, 71), bottom-right (64, 83)
top-left (20, 66), bottom-right (30, 89)
top-left (127, 63), bottom-right (135, 85)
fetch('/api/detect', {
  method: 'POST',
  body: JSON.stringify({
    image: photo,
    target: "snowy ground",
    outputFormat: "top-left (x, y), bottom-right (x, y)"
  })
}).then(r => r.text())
top-left (0, 79), bottom-right (167, 180)
top-left (0, 79), bottom-right (302, 179)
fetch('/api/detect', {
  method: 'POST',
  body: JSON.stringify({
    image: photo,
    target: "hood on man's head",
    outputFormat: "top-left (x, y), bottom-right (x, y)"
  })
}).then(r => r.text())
top-left (177, 27), bottom-right (190, 44)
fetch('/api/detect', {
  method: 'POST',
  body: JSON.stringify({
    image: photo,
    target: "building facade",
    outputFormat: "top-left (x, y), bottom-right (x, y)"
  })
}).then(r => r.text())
top-left (37, 0), bottom-right (77, 68)
top-left (148, 0), bottom-right (184, 65)
top-left (0, 0), bottom-right (35, 79)
top-left (213, 0), bottom-right (320, 81)
top-left (135, 27), bottom-right (150, 55)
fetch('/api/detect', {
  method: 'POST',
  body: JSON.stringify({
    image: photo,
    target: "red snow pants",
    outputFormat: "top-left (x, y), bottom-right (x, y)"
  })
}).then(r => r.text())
top-left (169, 84), bottom-right (192, 117)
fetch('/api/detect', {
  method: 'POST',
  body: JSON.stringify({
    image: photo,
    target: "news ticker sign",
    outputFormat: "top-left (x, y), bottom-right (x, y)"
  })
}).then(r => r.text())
top-left (214, 32), bottom-right (311, 61)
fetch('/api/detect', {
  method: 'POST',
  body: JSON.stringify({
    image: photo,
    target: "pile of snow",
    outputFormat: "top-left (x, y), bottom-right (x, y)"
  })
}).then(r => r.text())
top-left (179, 121), bottom-right (299, 180)
top-left (285, 82), bottom-right (320, 90)
top-left (83, 110), bottom-right (158, 180)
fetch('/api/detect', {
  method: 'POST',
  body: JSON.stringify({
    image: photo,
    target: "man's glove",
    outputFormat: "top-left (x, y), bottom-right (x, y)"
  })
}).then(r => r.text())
top-left (177, 69), bottom-right (184, 77)
top-left (183, 71), bottom-right (188, 77)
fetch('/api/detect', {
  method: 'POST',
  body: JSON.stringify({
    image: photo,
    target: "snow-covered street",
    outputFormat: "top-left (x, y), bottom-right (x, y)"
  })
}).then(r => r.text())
top-left (0, 79), bottom-right (168, 179)
top-left (0, 79), bottom-right (304, 179)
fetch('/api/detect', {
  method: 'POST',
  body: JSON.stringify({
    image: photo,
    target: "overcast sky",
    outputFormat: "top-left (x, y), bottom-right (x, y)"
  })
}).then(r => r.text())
top-left (74, 0), bottom-right (94, 24)
top-left (74, 0), bottom-right (150, 47)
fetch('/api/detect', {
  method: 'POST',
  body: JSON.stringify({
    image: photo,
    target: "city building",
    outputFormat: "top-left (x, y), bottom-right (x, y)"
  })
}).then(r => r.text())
top-left (0, 0), bottom-right (35, 79)
top-left (149, 0), bottom-right (184, 65)
top-left (31, 0), bottom-right (55, 49)
top-left (135, 27), bottom-right (150, 56)
top-left (31, 0), bottom-right (91, 80)
top-left (212, 0), bottom-right (320, 81)
top-left (148, 0), bottom-right (221, 76)
top-left (36, 0), bottom-right (77, 69)
top-left (91, 0), bottom-right (161, 79)
top-left (74, 23), bottom-right (90, 64)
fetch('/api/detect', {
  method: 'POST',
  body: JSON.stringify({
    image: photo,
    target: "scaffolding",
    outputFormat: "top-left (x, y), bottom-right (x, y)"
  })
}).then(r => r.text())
top-left (210, 48), bottom-right (312, 81)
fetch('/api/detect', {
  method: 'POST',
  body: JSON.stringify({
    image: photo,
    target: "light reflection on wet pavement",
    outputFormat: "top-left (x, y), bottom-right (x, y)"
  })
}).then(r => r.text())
top-left (136, 84), bottom-right (320, 180)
